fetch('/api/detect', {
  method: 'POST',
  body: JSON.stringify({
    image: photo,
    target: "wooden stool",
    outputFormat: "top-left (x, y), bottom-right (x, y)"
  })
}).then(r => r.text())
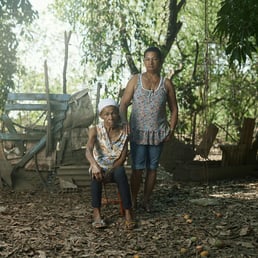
top-left (220, 118), bottom-right (255, 166)
top-left (102, 182), bottom-right (124, 216)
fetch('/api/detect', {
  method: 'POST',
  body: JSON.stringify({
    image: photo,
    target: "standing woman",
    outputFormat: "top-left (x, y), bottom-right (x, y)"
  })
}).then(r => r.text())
top-left (119, 46), bottom-right (178, 212)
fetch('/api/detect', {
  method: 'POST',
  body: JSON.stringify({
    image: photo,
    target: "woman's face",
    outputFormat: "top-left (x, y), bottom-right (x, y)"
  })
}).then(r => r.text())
top-left (100, 106), bottom-right (120, 127)
top-left (143, 51), bottom-right (161, 72)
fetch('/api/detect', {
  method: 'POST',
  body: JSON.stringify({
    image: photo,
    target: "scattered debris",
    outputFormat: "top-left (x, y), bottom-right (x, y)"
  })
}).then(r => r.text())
top-left (0, 167), bottom-right (258, 257)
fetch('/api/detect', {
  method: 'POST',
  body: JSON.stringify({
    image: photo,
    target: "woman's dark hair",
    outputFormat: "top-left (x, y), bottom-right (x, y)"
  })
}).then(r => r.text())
top-left (144, 46), bottom-right (162, 60)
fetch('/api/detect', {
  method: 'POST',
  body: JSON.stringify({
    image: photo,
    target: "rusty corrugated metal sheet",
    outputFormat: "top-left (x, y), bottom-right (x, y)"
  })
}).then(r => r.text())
top-left (57, 165), bottom-right (132, 189)
top-left (57, 165), bottom-right (91, 189)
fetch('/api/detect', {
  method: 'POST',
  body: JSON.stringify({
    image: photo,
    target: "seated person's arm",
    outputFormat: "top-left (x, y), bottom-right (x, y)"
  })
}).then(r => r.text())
top-left (112, 139), bottom-right (128, 169)
top-left (85, 126), bottom-right (103, 180)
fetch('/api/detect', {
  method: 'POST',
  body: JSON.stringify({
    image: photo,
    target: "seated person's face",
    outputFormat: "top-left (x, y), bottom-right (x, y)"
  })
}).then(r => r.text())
top-left (100, 106), bottom-right (120, 126)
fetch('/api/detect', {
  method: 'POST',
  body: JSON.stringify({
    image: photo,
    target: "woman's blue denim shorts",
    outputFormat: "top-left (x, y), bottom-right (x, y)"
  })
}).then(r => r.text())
top-left (130, 141), bottom-right (163, 170)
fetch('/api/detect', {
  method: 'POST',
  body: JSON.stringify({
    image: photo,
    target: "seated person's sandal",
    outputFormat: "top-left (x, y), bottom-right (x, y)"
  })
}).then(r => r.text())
top-left (92, 219), bottom-right (106, 229)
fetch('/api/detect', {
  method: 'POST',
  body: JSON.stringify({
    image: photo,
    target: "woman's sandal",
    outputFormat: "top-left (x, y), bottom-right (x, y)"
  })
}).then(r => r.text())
top-left (92, 219), bottom-right (106, 229)
top-left (125, 220), bottom-right (136, 230)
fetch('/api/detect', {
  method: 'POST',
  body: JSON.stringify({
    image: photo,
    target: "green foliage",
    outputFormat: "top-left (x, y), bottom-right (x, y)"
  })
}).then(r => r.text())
top-left (214, 65), bottom-right (257, 131)
top-left (0, 23), bottom-right (17, 107)
top-left (52, 0), bottom-right (185, 95)
top-left (166, 1), bottom-right (257, 141)
top-left (0, 0), bottom-right (37, 24)
top-left (2, 0), bottom-right (257, 146)
top-left (214, 0), bottom-right (258, 66)
top-left (0, 0), bottom-right (38, 112)
top-left (168, 1), bottom-right (220, 135)
top-left (30, 0), bottom-right (257, 143)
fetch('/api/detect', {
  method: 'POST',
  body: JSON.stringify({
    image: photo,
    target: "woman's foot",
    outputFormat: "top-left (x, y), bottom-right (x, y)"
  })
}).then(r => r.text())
top-left (124, 209), bottom-right (136, 230)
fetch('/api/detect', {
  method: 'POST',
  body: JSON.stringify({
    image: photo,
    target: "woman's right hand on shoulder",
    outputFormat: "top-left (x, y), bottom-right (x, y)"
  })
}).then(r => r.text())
top-left (120, 76), bottom-right (137, 135)
top-left (122, 121), bottom-right (130, 135)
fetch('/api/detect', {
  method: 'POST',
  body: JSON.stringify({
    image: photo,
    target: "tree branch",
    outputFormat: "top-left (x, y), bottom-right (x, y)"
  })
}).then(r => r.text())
top-left (120, 24), bottom-right (139, 75)
top-left (161, 0), bottom-right (186, 59)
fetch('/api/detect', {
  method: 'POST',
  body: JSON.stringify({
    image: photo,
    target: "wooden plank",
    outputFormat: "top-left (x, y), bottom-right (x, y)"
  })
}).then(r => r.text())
top-left (5, 102), bottom-right (68, 111)
top-left (0, 143), bottom-right (13, 187)
top-left (0, 160), bottom-right (13, 187)
top-left (0, 132), bottom-right (45, 141)
top-left (173, 163), bottom-right (257, 182)
top-left (195, 124), bottom-right (219, 158)
top-left (58, 175), bottom-right (90, 180)
top-left (58, 165), bottom-right (90, 170)
top-left (13, 135), bottom-right (47, 170)
top-left (239, 117), bottom-right (255, 146)
top-left (7, 93), bottom-right (70, 101)
top-left (12, 119), bottom-right (64, 170)
top-left (221, 144), bottom-right (248, 166)
top-left (57, 165), bottom-right (131, 189)
top-left (1, 114), bottom-right (25, 154)
top-left (57, 172), bottom-right (90, 177)
top-left (220, 117), bottom-right (255, 166)
top-left (24, 144), bottom-right (56, 171)
top-left (45, 60), bottom-right (52, 157)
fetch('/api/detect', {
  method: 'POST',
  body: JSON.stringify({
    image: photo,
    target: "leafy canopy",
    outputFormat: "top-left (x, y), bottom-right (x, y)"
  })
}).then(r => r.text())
top-left (52, 0), bottom-right (185, 87)
top-left (0, 0), bottom-right (38, 111)
top-left (214, 0), bottom-right (258, 66)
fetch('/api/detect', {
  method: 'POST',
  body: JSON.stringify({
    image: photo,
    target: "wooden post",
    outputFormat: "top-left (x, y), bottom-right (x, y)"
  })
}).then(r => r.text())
top-left (95, 82), bottom-right (102, 124)
top-left (63, 31), bottom-right (72, 94)
top-left (220, 118), bottom-right (256, 166)
top-left (239, 117), bottom-right (255, 146)
top-left (44, 60), bottom-right (52, 156)
top-left (195, 123), bottom-right (219, 158)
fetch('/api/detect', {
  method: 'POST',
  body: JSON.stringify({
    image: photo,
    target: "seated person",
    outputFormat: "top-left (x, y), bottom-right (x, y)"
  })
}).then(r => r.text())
top-left (85, 98), bottom-right (135, 229)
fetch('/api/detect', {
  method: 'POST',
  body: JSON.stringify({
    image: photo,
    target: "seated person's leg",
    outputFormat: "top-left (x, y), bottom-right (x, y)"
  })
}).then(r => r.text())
top-left (91, 179), bottom-right (106, 228)
top-left (91, 179), bottom-right (102, 208)
top-left (113, 166), bottom-right (132, 209)
top-left (113, 166), bottom-right (135, 229)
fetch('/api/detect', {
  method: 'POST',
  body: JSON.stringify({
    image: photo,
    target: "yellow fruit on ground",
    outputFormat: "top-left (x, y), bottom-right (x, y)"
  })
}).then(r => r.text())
top-left (183, 214), bottom-right (190, 220)
top-left (200, 250), bottom-right (209, 257)
top-left (180, 247), bottom-right (187, 254)
top-left (186, 218), bottom-right (193, 224)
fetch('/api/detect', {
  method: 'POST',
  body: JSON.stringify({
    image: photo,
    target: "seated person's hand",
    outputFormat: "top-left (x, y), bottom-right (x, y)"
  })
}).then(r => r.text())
top-left (91, 165), bottom-right (103, 181)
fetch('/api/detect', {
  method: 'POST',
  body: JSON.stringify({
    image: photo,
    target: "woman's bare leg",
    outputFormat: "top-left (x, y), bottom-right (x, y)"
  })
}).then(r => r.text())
top-left (143, 169), bottom-right (157, 211)
top-left (130, 169), bottom-right (144, 208)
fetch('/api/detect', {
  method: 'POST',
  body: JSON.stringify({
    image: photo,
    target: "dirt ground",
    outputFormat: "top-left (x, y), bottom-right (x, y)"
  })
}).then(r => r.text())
top-left (1, 167), bottom-right (258, 258)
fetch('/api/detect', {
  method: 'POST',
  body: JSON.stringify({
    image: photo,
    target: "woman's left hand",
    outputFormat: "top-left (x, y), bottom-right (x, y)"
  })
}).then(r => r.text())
top-left (164, 130), bottom-right (174, 142)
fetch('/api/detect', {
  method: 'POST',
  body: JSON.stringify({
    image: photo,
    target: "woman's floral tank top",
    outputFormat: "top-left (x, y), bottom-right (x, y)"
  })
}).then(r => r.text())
top-left (130, 74), bottom-right (170, 145)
